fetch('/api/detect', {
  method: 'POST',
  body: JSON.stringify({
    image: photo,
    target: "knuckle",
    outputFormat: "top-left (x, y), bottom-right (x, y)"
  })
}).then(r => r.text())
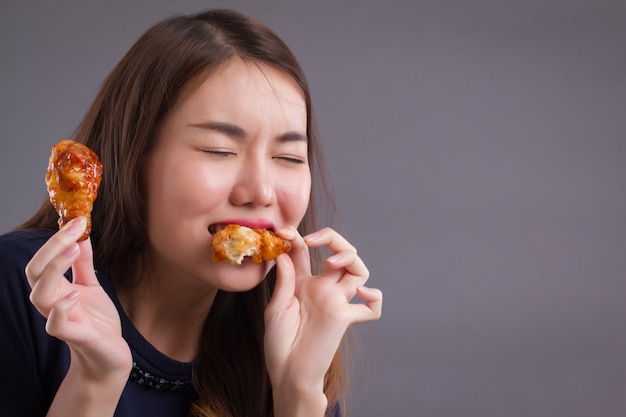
top-left (24, 263), bottom-right (38, 283)
top-left (27, 290), bottom-right (38, 306)
top-left (28, 291), bottom-right (50, 316)
top-left (44, 317), bottom-right (59, 337)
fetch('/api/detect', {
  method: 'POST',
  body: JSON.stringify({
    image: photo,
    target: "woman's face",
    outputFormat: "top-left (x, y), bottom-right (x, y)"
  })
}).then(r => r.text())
top-left (142, 58), bottom-right (311, 291)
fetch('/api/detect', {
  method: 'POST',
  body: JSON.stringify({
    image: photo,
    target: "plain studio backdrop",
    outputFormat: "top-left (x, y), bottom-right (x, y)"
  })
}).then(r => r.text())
top-left (1, 1), bottom-right (625, 416)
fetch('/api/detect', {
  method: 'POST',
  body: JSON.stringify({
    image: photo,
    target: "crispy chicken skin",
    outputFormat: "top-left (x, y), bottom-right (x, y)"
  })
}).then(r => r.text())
top-left (212, 224), bottom-right (291, 265)
top-left (45, 139), bottom-right (103, 241)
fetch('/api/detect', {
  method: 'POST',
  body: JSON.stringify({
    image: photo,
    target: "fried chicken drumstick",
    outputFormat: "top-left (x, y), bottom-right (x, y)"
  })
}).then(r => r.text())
top-left (45, 139), bottom-right (103, 241)
top-left (212, 224), bottom-right (291, 265)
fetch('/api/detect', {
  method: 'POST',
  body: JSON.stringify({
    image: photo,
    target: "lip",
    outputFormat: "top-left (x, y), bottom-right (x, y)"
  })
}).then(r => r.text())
top-left (209, 218), bottom-right (276, 235)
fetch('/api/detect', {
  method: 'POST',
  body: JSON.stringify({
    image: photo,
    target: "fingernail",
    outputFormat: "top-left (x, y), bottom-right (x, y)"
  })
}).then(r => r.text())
top-left (63, 217), bottom-right (86, 236)
top-left (357, 286), bottom-right (372, 294)
top-left (327, 253), bottom-right (343, 264)
top-left (304, 232), bottom-right (320, 244)
top-left (357, 286), bottom-right (382, 298)
top-left (275, 226), bottom-right (295, 239)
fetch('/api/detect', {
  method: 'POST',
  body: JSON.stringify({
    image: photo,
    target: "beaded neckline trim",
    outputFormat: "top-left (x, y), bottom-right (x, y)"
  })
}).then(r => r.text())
top-left (129, 362), bottom-right (193, 392)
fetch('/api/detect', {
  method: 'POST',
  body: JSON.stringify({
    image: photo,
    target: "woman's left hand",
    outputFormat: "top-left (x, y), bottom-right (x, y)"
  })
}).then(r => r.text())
top-left (264, 227), bottom-right (382, 402)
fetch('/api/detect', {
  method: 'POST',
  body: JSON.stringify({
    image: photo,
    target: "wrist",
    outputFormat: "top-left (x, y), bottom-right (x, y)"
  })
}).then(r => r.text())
top-left (67, 341), bottom-right (133, 382)
top-left (66, 359), bottom-right (130, 393)
top-left (66, 347), bottom-right (132, 396)
top-left (46, 362), bottom-right (130, 417)
top-left (272, 382), bottom-right (328, 417)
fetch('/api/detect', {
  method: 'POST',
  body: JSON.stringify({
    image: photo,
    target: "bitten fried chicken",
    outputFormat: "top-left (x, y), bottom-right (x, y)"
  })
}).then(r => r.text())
top-left (45, 139), bottom-right (103, 241)
top-left (211, 224), bottom-right (291, 265)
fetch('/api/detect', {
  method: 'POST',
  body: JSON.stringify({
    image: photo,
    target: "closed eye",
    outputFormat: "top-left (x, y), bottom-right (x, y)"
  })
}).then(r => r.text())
top-left (201, 149), bottom-right (236, 157)
top-left (274, 156), bottom-right (306, 165)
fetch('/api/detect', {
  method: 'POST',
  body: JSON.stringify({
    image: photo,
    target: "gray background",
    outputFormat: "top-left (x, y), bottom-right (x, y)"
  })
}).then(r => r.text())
top-left (1, 1), bottom-right (625, 416)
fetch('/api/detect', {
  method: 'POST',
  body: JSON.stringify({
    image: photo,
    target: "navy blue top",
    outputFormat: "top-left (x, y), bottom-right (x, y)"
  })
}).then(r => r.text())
top-left (0, 229), bottom-right (340, 416)
top-left (0, 229), bottom-right (196, 416)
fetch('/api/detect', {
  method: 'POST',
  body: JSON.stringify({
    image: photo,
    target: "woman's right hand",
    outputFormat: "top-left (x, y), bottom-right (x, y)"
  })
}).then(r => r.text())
top-left (25, 217), bottom-right (132, 383)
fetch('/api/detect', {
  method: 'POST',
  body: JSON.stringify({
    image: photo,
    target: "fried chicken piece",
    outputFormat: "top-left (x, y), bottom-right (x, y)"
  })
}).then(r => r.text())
top-left (45, 139), bottom-right (103, 241)
top-left (212, 224), bottom-right (291, 265)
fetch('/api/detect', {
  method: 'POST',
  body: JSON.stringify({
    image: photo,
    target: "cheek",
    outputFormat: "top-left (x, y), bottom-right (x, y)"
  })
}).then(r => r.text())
top-left (279, 173), bottom-right (311, 224)
top-left (144, 159), bottom-right (229, 224)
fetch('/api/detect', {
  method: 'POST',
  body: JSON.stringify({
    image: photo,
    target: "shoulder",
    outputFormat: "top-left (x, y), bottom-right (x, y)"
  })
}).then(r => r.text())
top-left (0, 229), bottom-right (69, 414)
top-left (0, 228), bottom-right (54, 261)
top-left (0, 229), bottom-right (53, 289)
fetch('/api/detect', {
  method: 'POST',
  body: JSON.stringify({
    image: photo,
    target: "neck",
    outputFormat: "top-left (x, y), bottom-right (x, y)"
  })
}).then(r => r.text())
top-left (117, 270), bottom-right (217, 363)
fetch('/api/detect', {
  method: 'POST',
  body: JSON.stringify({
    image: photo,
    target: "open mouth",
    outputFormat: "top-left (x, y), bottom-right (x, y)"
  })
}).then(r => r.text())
top-left (209, 223), bottom-right (273, 235)
top-left (208, 224), bottom-right (224, 235)
top-left (209, 223), bottom-right (290, 265)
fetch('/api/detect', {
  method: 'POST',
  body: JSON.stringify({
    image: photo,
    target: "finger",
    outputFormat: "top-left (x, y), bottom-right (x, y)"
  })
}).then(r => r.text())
top-left (326, 250), bottom-right (370, 297)
top-left (304, 227), bottom-right (357, 257)
top-left (25, 217), bottom-right (87, 288)
top-left (29, 242), bottom-right (80, 317)
top-left (350, 286), bottom-right (383, 323)
top-left (304, 227), bottom-right (359, 281)
top-left (71, 238), bottom-right (99, 287)
top-left (275, 226), bottom-right (311, 277)
top-left (326, 250), bottom-right (369, 281)
top-left (45, 290), bottom-right (87, 342)
top-left (265, 254), bottom-right (297, 317)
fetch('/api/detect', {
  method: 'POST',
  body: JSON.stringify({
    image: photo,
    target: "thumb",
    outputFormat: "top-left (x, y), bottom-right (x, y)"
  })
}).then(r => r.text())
top-left (71, 238), bottom-right (99, 287)
top-left (266, 254), bottom-right (296, 316)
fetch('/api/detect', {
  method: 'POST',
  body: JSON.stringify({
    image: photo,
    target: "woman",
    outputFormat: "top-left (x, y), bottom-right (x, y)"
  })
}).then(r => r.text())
top-left (0, 9), bottom-right (382, 417)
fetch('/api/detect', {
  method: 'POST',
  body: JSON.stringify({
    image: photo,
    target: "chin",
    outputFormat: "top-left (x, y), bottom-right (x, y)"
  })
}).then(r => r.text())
top-left (212, 262), bottom-right (270, 292)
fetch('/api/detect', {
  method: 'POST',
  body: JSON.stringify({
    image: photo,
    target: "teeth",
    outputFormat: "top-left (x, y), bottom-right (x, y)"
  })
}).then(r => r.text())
top-left (209, 224), bottom-right (228, 234)
top-left (209, 224), bottom-right (273, 234)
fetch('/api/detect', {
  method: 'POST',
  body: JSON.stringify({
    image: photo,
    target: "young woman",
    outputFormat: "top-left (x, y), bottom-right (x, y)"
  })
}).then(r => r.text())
top-left (0, 9), bottom-right (382, 417)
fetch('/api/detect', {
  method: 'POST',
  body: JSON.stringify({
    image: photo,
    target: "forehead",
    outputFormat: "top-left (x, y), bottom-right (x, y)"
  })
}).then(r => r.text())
top-left (173, 58), bottom-right (307, 126)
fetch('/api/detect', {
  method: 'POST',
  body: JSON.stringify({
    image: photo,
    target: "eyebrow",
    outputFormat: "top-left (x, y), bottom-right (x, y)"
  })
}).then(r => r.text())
top-left (190, 121), bottom-right (308, 143)
top-left (278, 131), bottom-right (308, 143)
top-left (191, 121), bottom-right (245, 138)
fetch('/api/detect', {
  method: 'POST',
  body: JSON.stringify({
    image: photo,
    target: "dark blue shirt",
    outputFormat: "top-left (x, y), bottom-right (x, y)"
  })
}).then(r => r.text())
top-left (0, 229), bottom-right (340, 417)
top-left (0, 229), bottom-right (195, 416)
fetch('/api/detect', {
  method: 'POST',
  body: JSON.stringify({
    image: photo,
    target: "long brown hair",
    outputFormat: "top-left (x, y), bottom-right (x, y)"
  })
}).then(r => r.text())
top-left (19, 9), bottom-right (346, 417)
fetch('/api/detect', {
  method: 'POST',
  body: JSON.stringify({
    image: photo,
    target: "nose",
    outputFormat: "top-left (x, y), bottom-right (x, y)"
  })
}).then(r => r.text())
top-left (229, 158), bottom-right (275, 207)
